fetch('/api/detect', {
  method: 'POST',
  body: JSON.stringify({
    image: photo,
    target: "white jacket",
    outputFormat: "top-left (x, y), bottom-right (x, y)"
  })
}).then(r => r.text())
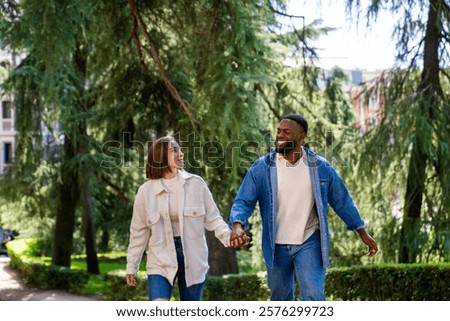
top-left (126, 171), bottom-right (231, 287)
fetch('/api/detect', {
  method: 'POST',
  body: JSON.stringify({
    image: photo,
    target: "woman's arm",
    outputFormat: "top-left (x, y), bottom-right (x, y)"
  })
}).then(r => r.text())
top-left (125, 188), bottom-right (150, 284)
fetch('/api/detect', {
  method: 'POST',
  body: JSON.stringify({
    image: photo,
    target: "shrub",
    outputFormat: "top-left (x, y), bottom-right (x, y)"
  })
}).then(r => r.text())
top-left (104, 271), bottom-right (148, 301)
top-left (203, 272), bottom-right (270, 300)
top-left (7, 239), bottom-right (89, 293)
top-left (103, 270), bottom-right (271, 301)
top-left (6, 238), bottom-right (450, 300)
top-left (325, 263), bottom-right (450, 300)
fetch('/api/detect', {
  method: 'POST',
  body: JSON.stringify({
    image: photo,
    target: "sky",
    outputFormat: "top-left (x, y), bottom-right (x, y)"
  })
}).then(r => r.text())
top-left (285, 0), bottom-right (397, 71)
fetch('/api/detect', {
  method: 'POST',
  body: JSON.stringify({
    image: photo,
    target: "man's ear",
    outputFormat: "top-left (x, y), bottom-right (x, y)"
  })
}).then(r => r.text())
top-left (298, 131), bottom-right (306, 142)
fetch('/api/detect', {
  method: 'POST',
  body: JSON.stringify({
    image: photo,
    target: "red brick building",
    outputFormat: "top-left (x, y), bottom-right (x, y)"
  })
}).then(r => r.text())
top-left (349, 71), bottom-right (387, 135)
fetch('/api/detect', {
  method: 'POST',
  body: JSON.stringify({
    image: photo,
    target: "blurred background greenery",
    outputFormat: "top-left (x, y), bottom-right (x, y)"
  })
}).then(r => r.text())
top-left (0, 0), bottom-right (448, 288)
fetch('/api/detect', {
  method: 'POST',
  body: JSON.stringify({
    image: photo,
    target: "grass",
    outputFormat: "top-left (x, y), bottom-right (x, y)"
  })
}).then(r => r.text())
top-left (71, 256), bottom-right (127, 274)
top-left (37, 252), bottom-right (144, 273)
top-left (31, 252), bottom-right (145, 298)
top-left (75, 253), bottom-right (147, 298)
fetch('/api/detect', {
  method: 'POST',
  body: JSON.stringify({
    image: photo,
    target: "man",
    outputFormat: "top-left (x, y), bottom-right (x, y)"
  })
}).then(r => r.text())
top-left (229, 114), bottom-right (378, 301)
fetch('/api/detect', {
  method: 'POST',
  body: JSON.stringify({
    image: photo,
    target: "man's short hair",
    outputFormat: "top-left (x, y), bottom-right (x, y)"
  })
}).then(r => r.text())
top-left (281, 114), bottom-right (308, 134)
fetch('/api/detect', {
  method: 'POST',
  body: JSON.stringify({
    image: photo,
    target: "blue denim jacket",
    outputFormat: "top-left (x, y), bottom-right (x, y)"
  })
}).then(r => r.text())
top-left (229, 148), bottom-right (365, 269)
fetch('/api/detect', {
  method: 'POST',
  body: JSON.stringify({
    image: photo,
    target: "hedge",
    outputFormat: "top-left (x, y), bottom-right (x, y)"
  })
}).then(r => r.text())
top-left (104, 270), bottom-right (271, 301)
top-left (325, 264), bottom-right (450, 300)
top-left (7, 239), bottom-right (89, 293)
top-left (6, 238), bottom-right (450, 300)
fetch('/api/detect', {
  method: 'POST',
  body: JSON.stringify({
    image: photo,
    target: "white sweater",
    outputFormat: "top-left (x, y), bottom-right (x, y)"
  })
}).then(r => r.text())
top-left (275, 151), bottom-right (319, 244)
top-left (126, 171), bottom-right (231, 287)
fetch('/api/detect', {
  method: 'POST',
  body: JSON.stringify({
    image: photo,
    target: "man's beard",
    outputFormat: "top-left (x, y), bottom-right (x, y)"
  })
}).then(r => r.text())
top-left (275, 140), bottom-right (296, 154)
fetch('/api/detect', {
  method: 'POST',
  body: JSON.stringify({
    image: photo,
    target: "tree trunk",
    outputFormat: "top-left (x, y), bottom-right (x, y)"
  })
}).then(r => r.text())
top-left (206, 231), bottom-right (238, 276)
top-left (80, 179), bottom-right (100, 274)
top-left (99, 229), bottom-right (110, 253)
top-left (52, 135), bottom-right (79, 267)
top-left (400, 0), bottom-right (442, 263)
top-left (401, 142), bottom-right (426, 262)
top-left (75, 41), bottom-right (100, 274)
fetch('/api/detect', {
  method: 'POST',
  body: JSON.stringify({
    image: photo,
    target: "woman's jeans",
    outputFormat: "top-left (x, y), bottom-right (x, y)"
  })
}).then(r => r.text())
top-left (266, 230), bottom-right (326, 301)
top-left (147, 238), bottom-right (206, 301)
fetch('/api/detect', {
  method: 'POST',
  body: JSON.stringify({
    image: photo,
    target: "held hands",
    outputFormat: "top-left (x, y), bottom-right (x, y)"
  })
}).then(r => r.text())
top-left (126, 274), bottom-right (137, 287)
top-left (230, 222), bottom-right (250, 248)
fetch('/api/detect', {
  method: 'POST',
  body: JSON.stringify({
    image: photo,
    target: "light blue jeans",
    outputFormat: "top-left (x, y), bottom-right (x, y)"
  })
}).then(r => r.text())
top-left (266, 230), bottom-right (326, 301)
top-left (147, 238), bottom-right (206, 301)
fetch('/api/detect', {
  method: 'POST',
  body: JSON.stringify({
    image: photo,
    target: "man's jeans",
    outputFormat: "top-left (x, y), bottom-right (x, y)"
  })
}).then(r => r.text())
top-left (147, 238), bottom-right (206, 301)
top-left (267, 230), bottom-right (326, 301)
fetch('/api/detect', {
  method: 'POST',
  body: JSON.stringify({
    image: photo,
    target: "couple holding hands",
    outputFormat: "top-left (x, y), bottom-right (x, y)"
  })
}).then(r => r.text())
top-left (125, 114), bottom-right (378, 301)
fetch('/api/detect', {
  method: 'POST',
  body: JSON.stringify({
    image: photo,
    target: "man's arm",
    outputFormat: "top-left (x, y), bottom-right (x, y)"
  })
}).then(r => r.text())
top-left (327, 164), bottom-right (365, 230)
top-left (228, 164), bottom-right (259, 248)
top-left (326, 163), bottom-right (378, 256)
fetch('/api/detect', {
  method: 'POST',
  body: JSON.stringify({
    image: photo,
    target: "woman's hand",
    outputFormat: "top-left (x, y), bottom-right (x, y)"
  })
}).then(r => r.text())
top-left (126, 274), bottom-right (137, 287)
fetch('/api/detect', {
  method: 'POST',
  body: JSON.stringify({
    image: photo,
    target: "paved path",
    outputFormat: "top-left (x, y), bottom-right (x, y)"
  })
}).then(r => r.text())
top-left (0, 256), bottom-right (99, 301)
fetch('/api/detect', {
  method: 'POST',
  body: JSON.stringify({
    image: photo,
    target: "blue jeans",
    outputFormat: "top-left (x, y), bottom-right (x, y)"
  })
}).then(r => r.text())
top-left (147, 238), bottom-right (206, 301)
top-left (266, 230), bottom-right (326, 301)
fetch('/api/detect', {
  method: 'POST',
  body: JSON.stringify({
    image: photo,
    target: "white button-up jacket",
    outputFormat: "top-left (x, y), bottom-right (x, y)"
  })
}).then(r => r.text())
top-left (126, 171), bottom-right (231, 287)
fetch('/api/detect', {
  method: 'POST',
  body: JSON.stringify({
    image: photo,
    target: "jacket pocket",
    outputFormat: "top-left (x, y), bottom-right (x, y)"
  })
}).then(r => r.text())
top-left (184, 206), bottom-right (206, 240)
top-left (147, 213), bottom-right (164, 246)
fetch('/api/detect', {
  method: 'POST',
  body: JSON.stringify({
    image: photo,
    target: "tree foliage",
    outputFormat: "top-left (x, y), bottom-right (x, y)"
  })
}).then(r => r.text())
top-left (346, 0), bottom-right (450, 263)
top-left (0, 0), bottom-right (328, 274)
top-left (2, 0), bottom-right (447, 278)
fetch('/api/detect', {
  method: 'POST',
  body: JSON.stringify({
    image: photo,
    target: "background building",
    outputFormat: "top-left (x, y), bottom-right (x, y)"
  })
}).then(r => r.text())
top-left (320, 68), bottom-right (386, 135)
top-left (0, 50), bottom-right (16, 174)
top-left (349, 71), bottom-right (386, 135)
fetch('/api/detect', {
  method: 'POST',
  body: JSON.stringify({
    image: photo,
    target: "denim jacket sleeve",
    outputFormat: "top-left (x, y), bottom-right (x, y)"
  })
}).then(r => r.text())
top-left (228, 163), bottom-right (259, 230)
top-left (326, 164), bottom-right (365, 231)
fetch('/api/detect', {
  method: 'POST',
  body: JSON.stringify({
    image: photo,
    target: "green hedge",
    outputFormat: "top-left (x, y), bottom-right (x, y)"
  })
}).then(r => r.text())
top-left (325, 264), bottom-right (450, 300)
top-left (104, 270), bottom-right (271, 301)
top-left (6, 239), bottom-right (89, 293)
top-left (203, 272), bottom-right (271, 301)
top-left (104, 264), bottom-right (450, 301)
top-left (104, 271), bottom-right (149, 301)
top-left (6, 238), bottom-right (450, 300)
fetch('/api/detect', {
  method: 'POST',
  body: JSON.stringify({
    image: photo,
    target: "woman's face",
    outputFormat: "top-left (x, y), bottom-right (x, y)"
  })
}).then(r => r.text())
top-left (168, 140), bottom-right (184, 173)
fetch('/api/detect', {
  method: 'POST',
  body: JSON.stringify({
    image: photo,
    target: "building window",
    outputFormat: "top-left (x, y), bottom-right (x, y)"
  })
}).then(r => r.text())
top-left (3, 142), bottom-right (12, 164)
top-left (359, 103), bottom-right (365, 123)
top-left (368, 96), bottom-right (378, 110)
top-left (369, 116), bottom-right (379, 126)
top-left (2, 101), bottom-right (12, 119)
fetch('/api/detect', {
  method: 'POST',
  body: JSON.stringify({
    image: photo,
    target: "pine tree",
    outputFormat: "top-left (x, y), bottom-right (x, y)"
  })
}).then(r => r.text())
top-left (347, 0), bottom-right (450, 263)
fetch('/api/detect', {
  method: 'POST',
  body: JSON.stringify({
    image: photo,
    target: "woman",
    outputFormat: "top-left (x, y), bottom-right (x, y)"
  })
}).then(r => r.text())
top-left (125, 136), bottom-right (232, 301)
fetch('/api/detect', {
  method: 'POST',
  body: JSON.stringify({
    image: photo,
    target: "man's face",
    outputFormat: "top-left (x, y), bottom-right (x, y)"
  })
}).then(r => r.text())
top-left (275, 119), bottom-right (304, 154)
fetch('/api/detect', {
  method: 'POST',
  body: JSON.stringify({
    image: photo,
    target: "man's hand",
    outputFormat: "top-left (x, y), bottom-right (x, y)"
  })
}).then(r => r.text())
top-left (357, 228), bottom-right (378, 257)
top-left (230, 222), bottom-right (250, 248)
